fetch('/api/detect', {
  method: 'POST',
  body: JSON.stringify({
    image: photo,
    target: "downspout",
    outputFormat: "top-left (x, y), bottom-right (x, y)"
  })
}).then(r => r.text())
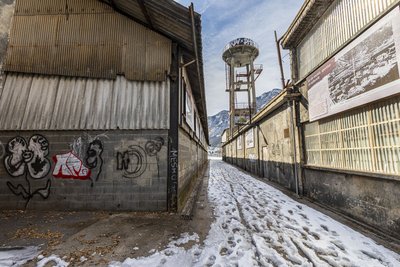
top-left (275, 31), bottom-right (299, 196)
top-left (289, 99), bottom-right (299, 196)
top-left (256, 125), bottom-right (261, 176)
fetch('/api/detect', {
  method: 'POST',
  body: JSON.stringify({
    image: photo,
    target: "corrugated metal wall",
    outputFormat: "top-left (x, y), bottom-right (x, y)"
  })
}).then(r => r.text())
top-left (297, 0), bottom-right (400, 80)
top-left (0, 73), bottom-right (170, 130)
top-left (4, 0), bottom-right (171, 81)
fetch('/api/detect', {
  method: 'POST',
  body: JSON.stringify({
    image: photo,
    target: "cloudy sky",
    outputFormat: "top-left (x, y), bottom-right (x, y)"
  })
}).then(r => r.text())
top-left (175, 0), bottom-right (304, 116)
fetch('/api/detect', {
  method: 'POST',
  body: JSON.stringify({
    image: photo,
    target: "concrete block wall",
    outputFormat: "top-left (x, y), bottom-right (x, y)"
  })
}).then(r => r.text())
top-left (0, 130), bottom-right (168, 211)
top-left (178, 128), bottom-right (206, 209)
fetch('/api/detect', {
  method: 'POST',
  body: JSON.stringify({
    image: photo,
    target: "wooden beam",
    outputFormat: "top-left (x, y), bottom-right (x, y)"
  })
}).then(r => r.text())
top-left (136, 0), bottom-right (154, 29)
top-left (189, 3), bottom-right (208, 143)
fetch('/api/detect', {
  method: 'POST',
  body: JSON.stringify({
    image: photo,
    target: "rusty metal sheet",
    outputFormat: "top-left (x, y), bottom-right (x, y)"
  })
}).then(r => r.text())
top-left (5, 0), bottom-right (171, 81)
top-left (14, 0), bottom-right (113, 15)
top-left (0, 73), bottom-right (170, 130)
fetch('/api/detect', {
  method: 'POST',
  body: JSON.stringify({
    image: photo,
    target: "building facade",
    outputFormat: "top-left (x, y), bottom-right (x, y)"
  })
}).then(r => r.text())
top-left (223, 0), bottom-right (400, 239)
top-left (0, 0), bottom-right (208, 212)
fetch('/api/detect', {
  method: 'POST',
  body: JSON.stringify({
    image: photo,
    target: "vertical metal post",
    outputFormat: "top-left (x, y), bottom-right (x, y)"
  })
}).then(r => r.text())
top-left (250, 57), bottom-right (256, 119)
top-left (168, 43), bottom-right (180, 212)
top-left (246, 64), bottom-right (252, 120)
top-left (289, 100), bottom-right (299, 196)
top-left (275, 31), bottom-right (286, 90)
top-left (229, 60), bottom-right (235, 137)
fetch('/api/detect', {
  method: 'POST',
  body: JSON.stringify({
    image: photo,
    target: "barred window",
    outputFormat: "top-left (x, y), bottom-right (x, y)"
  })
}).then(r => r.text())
top-left (304, 95), bottom-right (400, 176)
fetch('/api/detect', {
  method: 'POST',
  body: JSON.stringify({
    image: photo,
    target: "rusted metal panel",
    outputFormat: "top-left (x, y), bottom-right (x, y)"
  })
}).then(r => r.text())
top-left (5, 0), bottom-right (171, 81)
top-left (14, 0), bottom-right (113, 15)
top-left (0, 73), bottom-right (170, 130)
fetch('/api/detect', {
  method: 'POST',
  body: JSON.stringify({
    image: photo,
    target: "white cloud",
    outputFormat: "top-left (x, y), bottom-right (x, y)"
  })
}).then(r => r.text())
top-left (175, 0), bottom-right (303, 116)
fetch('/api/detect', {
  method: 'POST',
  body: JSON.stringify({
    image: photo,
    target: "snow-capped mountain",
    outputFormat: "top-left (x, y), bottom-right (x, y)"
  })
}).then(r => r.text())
top-left (208, 88), bottom-right (281, 148)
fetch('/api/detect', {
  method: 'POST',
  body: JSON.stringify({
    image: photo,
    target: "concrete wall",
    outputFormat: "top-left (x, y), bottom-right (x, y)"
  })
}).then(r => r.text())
top-left (304, 168), bottom-right (400, 239)
top-left (0, 130), bottom-right (168, 211)
top-left (223, 103), bottom-right (297, 192)
top-left (178, 128), bottom-right (207, 210)
top-left (244, 128), bottom-right (259, 176)
top-left (258, 105), bottom-right (296, 191)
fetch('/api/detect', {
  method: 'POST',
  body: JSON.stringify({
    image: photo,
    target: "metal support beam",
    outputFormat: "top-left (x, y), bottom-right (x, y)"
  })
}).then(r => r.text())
top-left (168, 43), bottom-right (180, 212)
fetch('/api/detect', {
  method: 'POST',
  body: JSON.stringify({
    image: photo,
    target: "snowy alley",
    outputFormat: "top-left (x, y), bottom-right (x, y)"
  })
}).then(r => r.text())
top-left (2, 159), bottom-right (400, 267)
top-left (109, 159), bottom-right (400, 267)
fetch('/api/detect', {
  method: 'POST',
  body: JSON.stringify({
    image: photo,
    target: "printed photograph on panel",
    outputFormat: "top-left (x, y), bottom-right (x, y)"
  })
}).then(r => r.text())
top-left (328, 22), bottom-right (399, 104)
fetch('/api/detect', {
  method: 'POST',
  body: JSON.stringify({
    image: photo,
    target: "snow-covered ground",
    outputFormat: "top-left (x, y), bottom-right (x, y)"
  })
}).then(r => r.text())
top-left (0, 246), bottom-right (40, 266)
top-left (110, 159), bottom-right (400, 267)
top-left (4, 159), bottom-right (399, 266)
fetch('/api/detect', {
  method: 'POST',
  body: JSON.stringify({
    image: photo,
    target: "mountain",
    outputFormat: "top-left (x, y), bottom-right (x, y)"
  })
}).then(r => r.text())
top-left (208, 110), bottom-right (229, 148)
top-left (208, 88), bottom-right (281, 148)
top-left (256, 88), bottom-right (281, 111)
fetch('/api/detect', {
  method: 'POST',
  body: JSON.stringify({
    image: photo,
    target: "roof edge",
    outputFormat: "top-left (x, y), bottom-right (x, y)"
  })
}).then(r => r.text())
top-left (281, 0), bottom-right (334, 49)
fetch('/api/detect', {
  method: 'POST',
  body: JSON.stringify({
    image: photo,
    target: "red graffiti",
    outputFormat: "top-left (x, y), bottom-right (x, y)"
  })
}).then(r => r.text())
top-left (52, 152), bottom-right (91, 180)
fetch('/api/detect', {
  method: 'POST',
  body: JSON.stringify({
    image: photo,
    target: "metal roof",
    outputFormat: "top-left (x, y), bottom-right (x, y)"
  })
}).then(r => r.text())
top-left (101, 0), bottom-right (209, 143)
top-left (281, 0), bottom-right (335, 49)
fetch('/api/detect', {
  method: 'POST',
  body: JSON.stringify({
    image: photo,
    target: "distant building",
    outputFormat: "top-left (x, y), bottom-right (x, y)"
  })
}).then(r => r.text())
top-left (0, 0), bottom-right (208, 212)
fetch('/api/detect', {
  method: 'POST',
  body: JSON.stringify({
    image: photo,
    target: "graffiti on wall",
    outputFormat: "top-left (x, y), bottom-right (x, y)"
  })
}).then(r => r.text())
top-left (86, 139), bottom-right (104, 182)
top-left (116, 137), bottom-right (164, 179)
top-left (145, 137), bottom-right (164, 178)
top-left (169, 149), bottom-right (178, 209)
top-left (2, 134), bottom-right (104, 206)
top-left (3, 135), bottom-right (51, 207)
top-left (52, 152), bottom-right (91, 180)
top-left (53, 138), bottom-right (104, 183)
top-left (117, 146), bottom-right (147, 179)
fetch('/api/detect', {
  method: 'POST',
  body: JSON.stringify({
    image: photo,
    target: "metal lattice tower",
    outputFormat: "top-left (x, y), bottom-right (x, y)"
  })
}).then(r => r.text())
top-left (222, 37), bottom-right (263, 136)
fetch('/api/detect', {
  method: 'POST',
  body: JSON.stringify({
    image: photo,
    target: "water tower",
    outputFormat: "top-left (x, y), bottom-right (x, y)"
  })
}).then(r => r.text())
top-left (222, 37), bottom-right (263, 136)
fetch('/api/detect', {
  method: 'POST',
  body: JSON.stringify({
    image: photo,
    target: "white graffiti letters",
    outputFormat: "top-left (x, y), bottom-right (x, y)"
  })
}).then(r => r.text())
top-left (53, 152), bottom-right (91, 180)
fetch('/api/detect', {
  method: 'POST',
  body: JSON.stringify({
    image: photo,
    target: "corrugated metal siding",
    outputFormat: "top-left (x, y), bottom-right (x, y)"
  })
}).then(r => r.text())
top-left (4, 0), bottom-right (171, 81)
top-left (0, 73), bottom-right (170, 130)
top-left (14, 0), bottom-right (113, 15)
top-left (297, 0), bottom-right (400, 80)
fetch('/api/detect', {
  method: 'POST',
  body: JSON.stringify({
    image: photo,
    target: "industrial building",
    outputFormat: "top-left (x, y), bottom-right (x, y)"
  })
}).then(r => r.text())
top-left (0, 0), bottom-right (208, 212)
top-left (223, 0), bottom-right (400, 239)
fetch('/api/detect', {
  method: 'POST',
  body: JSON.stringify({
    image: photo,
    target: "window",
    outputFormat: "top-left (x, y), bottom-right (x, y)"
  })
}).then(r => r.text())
top-left (304, 95), bottom-right (400, 176)
top-left (185, 86), bottom-right (195, 130)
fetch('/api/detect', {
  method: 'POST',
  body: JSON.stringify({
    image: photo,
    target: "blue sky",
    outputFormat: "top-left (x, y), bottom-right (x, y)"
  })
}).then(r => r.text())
top-left (175, 0), bottom-right (304, 116)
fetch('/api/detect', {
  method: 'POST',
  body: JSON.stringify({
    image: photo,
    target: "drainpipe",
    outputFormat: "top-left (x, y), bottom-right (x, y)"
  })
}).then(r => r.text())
top-left (256, 125), bottom-right (261, 176)
top-left (275, 31), bottom-right (299, 196)
top-left (289, 99), bottom-right (299, 196)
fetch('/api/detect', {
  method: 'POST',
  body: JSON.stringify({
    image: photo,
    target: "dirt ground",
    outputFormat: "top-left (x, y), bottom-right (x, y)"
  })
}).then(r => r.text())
top-left (0, 165), bottom-right (213, 266)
